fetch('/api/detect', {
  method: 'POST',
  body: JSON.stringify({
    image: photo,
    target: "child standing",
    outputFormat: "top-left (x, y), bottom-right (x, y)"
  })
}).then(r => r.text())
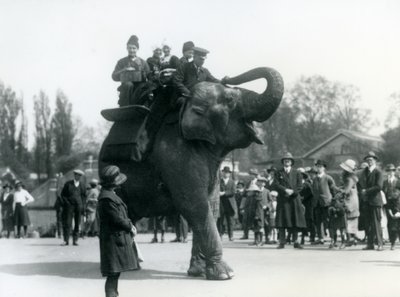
top-left (98, 165), bottom-right (140, 297)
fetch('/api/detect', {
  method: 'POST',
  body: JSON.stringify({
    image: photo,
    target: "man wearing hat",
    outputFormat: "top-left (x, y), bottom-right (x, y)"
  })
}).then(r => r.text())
top-left (275, 152), bottom-right (307, 249)
top-left (239, 169), bottom-right (259, 239)
top-left (173, 46), bottom-right (222, 99)
top-left (83, 179), bottom-right (100, 237)
top-left (112, 35), bottom-right (151, 106)
top-left (311, 159), bottom-right (339, 244)
top-left (382, 164), bottom-right (400, 250)
top-left (217, 166), bottom-right (237, 241)
top-left (60, 169), bottom-right (87, 245)
top-left (358, 151), bottom-right (384, 251)
top-left (180, 41), bottom-right (195, 64)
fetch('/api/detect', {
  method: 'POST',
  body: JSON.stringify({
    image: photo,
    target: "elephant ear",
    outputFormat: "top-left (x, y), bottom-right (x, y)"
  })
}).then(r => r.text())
top-left (180, 100), bottom-right (217, 144)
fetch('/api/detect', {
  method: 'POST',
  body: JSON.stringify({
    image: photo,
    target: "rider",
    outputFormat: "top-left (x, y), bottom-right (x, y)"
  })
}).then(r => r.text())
top-left (112, 35), bottom-right (151, 106)
top-left (179, 41), bottom-right (195, 65)
top-left (160, 44), bottom-right (180, 70)
top-left (173, 46), bottom-right (220, 99)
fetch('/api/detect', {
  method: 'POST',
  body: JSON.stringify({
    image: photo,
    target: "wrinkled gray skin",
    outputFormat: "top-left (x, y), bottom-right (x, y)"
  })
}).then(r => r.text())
top-left (99, 67), bottom-right (284, 280)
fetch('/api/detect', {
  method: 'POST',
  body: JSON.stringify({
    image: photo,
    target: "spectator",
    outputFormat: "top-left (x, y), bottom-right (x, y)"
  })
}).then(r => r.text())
top-left (97, 165), bottom-right (140, 297)
top-left (358, 151), bottom-right (384, 251)
top-left (235, 181), bottom-right (246, 225)
top-left (382, 163), bottom-right (400, 250)
top-left (300, 167), bottom-right (317, 244)
top-left (60, 169), bottom-right (86, 246)
top-left (150, 216), bottom-right (166, 243)
top-left (1, 183), bottom-right (14, 238)
top-left (275, 152), bottom-right (307, 249)
top-left (311, 160), bottom-right (338, 245)
top-left (339, 159), bottom-right (360, 247)
top-left (217, 166), bottom-right (237, 241)
top-left (83, 179), bottom-right (100, 237)
top-left (13, 180), bottom-right (34, 238)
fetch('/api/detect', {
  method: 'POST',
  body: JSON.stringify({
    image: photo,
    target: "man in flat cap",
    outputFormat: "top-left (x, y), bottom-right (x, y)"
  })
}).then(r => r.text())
top-left (60, 169), bottom-right (87, 246)
top-left (112, 35), bottom-right (151, 106)
top-left (311, 159), bottom-right (339, 245)
top-left (358, 151), bottom-right (384, 251)
top-left (382, 163), bottom-right (400, 250)
top-left (173, 46), bottom-right (224, 101)
top-left (217, 166), bottom-right (237, 241)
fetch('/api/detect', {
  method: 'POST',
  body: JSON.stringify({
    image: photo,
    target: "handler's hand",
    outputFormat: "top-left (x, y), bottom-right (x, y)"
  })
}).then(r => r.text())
top-left (131, 225), bottom-right (137, 236)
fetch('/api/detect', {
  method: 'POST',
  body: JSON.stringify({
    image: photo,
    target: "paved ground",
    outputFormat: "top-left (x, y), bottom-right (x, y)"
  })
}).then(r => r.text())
top-left (1, 232), bottom-right (400, 297)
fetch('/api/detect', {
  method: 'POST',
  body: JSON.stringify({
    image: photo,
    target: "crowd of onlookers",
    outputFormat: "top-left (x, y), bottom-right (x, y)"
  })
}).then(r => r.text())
top-left (217, 151), bottom-right (400, 251)
top-left (2, 149), bottom-right (400, 253)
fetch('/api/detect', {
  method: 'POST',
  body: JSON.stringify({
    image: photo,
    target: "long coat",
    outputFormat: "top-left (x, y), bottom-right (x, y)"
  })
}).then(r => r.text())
top-left (342, 174), bottom-right (360, 219)
top-left (358, 167), bottom-right (384, 207)
top-left (220, 178), bottom-right (238, 218)
top-left (275, 168), bottom-right (307, 229)
top-left (97, 189), bottom-right (140, 276)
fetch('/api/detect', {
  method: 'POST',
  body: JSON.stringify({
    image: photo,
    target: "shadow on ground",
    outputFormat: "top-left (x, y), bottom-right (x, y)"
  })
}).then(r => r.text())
top-left (0, 262), bottom-right (189, 280)
top-left (361, 260), bottom-right (400, 267)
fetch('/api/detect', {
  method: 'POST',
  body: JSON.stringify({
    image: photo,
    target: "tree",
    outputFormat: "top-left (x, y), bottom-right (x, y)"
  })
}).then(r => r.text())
top-left (52, 90), bottom-right (74, 158)
top-left (33, 90), bottom-right (53, 181)
top-left (380, 126), bottom-right (400, 165)
top-left (384, 92), bottom-right (400, 129)
top-left (0, 82), bottom-right (30, 178)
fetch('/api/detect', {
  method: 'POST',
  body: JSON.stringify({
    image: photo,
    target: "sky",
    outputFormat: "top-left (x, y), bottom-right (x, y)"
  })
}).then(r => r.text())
top-left (1, 0), bottom-right (400, 147)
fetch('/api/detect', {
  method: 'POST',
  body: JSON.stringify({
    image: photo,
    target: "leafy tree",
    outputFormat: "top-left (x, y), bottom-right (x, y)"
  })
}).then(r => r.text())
top-left (380, 126), bottom-right (400, 165)
top-left (0, 82), bottom-right (30, 178)
top-left (52, 90), bottom-right (74, 158)
top-left (33, 90), bottom-right (53, 181)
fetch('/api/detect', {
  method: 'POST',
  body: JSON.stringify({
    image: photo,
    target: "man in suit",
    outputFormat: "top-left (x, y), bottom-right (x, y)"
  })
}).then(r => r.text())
top-left (382, 163), bottom-right (400, 250)
top-left (174, 46), bottom-right (221, 98)
top-left (311, 160), bottom-right (338, 244)
top-left (275, 152), bottom-right (307, 249)
top-left (217, 166), bottom-right (237, 241)
top-left (60, 169), bottom-right (87, 246)
top-left (358, 151), bottom-right (384, 251)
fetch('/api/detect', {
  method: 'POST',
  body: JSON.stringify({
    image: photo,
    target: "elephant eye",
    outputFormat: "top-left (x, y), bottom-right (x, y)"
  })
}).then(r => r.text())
top-left (192, 106), bottom-right (206, 115)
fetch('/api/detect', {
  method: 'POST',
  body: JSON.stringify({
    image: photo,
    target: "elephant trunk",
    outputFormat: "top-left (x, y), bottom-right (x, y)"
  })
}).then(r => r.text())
top-left (225, 67), bottom-right (284, 122)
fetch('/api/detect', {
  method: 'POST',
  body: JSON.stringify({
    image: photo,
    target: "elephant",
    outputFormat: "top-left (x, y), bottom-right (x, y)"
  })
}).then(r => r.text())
top-left (99, 67), bottom-right (284, 280)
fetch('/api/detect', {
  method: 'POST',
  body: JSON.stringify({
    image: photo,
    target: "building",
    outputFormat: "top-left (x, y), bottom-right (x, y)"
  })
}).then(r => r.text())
top-left (256, 129), bottom-right (384, 170)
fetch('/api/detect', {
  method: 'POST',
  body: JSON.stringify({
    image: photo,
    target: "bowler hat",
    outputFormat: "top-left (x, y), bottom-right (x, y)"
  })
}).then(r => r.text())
top-left (221, 166), bottom-right (232, 173)
top-left (248, 168), bottom-right (259, 176)
top-left (281, 152), bottom-right (294, 164)
top-left (73, 169), bottom-right (85, 176)
top-left (193, 46), bottom-right (209, 57)
top-left (340, 159), bottom-right (357, 173)
top-left (385, 164), bottom-right (396, 172)
top-left (315, 159), bottom-right (327, 168)
top-left (100, 165), bottom-right (127, 187)
top-left (267, 166), bottom-right (278, 173)
top-left (363, 151), bottom-right (379, 161)
top-left (182, 41), bottom-right (195, 53)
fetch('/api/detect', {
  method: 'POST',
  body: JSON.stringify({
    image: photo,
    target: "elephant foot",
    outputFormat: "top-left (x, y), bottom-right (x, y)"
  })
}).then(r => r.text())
top-left (187, 258), bottom-right (206, 277)
top-left (205, 261), bottom-right (234, 280)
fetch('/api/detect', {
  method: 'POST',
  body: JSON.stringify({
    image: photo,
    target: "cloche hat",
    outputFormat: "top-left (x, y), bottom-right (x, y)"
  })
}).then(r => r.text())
top-left (100, 165), bottom-right (127, 187)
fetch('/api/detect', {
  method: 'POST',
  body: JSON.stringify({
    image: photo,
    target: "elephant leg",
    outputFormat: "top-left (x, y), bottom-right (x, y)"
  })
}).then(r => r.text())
top-left (187, 231), bottom-right (206, 277)
top-left (185, 203), bottom-right (234, 280)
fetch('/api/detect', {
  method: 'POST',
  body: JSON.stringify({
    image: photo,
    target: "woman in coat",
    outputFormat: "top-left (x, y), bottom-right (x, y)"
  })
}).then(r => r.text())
top-left (1, 183), bottom-right (15, 238)
top-left (13, 180), bottom-right (34, 238)
top-left (98, 165), bottom-right (140, 297)
top-left (339, 159), bottom-right (360, 247)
